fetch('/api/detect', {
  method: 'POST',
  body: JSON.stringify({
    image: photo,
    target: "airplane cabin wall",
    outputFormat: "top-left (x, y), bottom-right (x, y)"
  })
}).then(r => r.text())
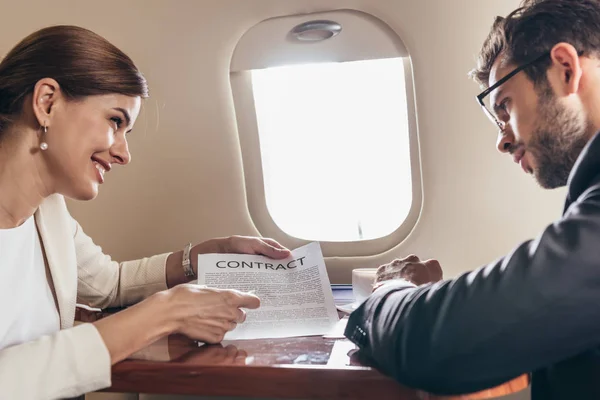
top-left (2, 1), bottom-right (554, 399)
top-left (0, 0), bottom-right (566, 284)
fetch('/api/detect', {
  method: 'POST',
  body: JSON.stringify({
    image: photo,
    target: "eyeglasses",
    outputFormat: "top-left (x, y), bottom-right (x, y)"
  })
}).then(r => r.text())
top-left (476, 52), bottom-right (549, 131)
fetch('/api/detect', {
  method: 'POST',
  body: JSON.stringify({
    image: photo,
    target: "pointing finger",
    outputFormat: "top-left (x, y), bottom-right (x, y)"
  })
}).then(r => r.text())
top-left (230, 291), bottom-right (261, 309)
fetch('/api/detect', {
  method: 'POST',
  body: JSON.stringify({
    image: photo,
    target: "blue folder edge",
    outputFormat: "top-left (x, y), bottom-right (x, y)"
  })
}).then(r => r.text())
top-left (331, 284), bottom-right (354, 306)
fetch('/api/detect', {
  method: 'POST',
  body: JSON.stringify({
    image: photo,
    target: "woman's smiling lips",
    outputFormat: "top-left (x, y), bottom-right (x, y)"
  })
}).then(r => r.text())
top-left (91, 156), bottom-right (111, 183)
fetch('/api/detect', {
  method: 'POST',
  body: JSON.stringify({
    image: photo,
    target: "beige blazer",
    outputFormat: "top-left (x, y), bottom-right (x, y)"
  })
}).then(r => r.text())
top-left (0, 194), bottom-right (171, 400)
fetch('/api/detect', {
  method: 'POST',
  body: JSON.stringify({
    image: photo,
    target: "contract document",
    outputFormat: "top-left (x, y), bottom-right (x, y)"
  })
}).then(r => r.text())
top-left (197, 242), bottom-right (339, 340)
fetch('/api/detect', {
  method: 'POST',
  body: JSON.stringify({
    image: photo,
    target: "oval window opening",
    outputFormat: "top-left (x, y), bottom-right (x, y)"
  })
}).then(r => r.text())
top-left (251, 57), bottom-right (412, 242)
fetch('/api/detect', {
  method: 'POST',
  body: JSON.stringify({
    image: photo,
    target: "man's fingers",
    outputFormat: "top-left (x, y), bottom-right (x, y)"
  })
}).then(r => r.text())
top-left (376, 264), bottom-right (388, 274)
top-left (424, 259), bottom-right (443, 281)
top-left (391, 259), bottom-right (403, 267)
top-left (403, 254), bottom-right (420, 262)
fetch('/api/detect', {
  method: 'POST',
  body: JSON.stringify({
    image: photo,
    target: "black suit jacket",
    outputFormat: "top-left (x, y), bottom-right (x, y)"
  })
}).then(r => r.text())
top-left (345, 132), bottom-right (600, 399)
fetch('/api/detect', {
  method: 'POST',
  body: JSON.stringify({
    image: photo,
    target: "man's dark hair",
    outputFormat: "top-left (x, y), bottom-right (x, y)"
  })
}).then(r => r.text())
top-left (471, 0), bottom-right (600, 88)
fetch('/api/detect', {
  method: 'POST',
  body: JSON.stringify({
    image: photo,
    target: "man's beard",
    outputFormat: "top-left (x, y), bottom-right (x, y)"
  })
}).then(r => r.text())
top-left (526, 85), bottom-right (591, 189)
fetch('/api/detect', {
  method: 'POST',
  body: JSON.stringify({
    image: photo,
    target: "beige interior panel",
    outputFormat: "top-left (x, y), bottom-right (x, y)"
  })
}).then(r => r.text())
top-left (230, 9), bottom-right (408, 71)
top-left (0, 0), bottom-right (564, 291)
top-left (1, 1), bottom-right (546, 399)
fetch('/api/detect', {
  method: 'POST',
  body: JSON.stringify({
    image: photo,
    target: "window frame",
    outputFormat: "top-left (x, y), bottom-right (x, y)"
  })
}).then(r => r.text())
top-left (229, 11), bottom-right (423, 258)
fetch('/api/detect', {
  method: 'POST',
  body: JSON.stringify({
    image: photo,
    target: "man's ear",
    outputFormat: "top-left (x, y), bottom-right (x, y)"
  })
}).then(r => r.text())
top-left (31, 78), bottom-right (61, 128)
top-left (549, 42), bottom-right (582, 96)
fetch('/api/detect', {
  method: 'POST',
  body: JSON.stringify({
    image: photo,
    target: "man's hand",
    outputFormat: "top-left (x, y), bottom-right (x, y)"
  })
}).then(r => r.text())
top-left (374, 255), bottom-right (443, 289)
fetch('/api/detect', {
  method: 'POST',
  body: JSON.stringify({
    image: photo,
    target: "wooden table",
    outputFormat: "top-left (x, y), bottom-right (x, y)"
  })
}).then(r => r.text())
top-left (102, 333), bottom-right (529, 400)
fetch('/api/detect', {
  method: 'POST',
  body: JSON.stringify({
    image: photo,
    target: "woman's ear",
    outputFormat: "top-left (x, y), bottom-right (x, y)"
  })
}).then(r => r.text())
top-left (548, 42), bottom-right (582, 96)
top-left (31, 78), bottom-right (61, 128)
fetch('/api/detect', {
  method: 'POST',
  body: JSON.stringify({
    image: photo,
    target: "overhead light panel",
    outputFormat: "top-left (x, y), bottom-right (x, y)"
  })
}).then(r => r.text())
top-left (290, 20), bottom-right (342, 42)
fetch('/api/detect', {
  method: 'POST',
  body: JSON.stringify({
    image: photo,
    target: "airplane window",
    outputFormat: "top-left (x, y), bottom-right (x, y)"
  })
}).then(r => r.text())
top-left (250, 57), bottom-right (412, 241)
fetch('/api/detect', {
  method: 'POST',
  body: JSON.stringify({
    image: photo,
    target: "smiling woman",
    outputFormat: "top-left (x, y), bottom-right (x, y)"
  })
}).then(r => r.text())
top-left (0, 25), bottom-right (291, 399)
top-left (0, 25), bottom-right (147, 201)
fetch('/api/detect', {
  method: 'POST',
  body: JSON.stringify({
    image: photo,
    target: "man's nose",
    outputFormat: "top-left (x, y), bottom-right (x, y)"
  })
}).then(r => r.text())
top-left (496, 128), bottom-right (515, 154)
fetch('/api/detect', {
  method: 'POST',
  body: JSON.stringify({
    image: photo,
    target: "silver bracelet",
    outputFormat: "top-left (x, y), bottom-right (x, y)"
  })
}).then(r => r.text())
top-left (182, 243), bottom-right (196, 278)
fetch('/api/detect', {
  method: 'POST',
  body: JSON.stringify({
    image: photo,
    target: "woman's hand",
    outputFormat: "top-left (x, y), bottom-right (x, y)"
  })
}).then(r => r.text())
top-left (93, 284), bottom-right (259, 365)
top-left (192, 236), bottom-right (291, 274)
top-left (167, 236), bottom-right (291, 288)
top-left (220, 235), bottom-right (291, 258)
top-left (164, 284), bottom-right (260, 344)
top-left (169, 338), bottom-right (249, 366)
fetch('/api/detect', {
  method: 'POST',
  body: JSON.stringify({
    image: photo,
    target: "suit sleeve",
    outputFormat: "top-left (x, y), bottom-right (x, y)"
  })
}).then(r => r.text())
top-left (0, 324), bottom-right (111, 399)
top-left (345, 183), bottom-right (600, 395)
top-left (72, 217), bottom-right (171, 309)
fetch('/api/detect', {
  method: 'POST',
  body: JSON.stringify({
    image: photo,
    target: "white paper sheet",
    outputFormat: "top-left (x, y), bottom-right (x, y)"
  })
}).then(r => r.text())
top-left (326, 339), bottom-right (358, 367)
top-left (323, 316), bottom-right (349, 339)
top-left (197, 242), bottom-right (339, 340)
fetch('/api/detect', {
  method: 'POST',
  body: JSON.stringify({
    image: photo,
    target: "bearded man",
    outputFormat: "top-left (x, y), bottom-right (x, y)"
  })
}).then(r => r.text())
top-left (344, 1), bottom-right (600, 399)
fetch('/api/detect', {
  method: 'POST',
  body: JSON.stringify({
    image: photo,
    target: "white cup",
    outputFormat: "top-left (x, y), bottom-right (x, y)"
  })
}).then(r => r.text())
top-left (352, 268), bottom-right (378, 304)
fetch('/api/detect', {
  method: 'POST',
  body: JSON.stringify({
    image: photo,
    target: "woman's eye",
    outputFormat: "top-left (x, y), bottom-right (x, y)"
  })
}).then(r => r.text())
top-left (110, 117), bottom-right (123, 129)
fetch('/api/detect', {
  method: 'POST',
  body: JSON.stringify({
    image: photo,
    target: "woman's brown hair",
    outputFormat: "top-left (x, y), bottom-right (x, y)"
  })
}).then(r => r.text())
top-left (0, 25), bottom-right (148, 134)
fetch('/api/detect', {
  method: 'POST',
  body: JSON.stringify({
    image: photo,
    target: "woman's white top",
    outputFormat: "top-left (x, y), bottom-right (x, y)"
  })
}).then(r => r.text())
top-left (0, 216), bottom-right (60, 349)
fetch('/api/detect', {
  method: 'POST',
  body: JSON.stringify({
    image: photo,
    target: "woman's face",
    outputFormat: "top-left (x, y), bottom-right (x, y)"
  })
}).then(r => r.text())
top-left (40, 91), bottom-right (141, 201)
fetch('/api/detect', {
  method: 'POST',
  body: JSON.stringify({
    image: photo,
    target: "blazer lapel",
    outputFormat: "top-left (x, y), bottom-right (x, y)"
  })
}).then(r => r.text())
top-left (35, 197), bottom-right (77, 329)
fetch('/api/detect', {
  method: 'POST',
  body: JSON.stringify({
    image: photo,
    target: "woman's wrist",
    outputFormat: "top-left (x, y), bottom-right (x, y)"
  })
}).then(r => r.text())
top-left (191, 237), bottom-right (228, 275)
top-left (93, 291), bottom-right (178, 364)
top-left (147, 290), bottom-right (182, 335)
top-left (193, 238), bottom-right (227, 255)
top-left (166, 238), bottom-right (229, 287)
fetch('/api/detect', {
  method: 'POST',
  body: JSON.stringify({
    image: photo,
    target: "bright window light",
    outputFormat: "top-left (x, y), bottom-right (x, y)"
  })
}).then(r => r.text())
top-left (251, 58), bottom-right (412, 242)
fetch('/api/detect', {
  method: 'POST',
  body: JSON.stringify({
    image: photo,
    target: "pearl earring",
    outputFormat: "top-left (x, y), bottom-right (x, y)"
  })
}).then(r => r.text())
top-left (40, 125), bottom-right (48, 151)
